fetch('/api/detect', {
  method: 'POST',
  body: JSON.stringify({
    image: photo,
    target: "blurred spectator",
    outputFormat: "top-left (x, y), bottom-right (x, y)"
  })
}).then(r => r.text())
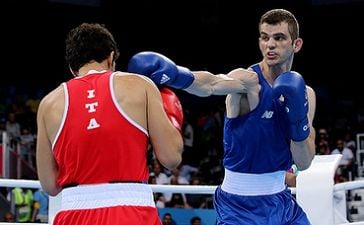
top-left (344, 131), bottom-right (356, 151)
top-left (168, 165), bottom-right (189, 185)
top-left (31, 188), bottom-right (49, 223)
top-left (179, 164), bottom-right (199, 182)
top-left (165, 165), bottom-right (189, 202)
top-left (25, 90), bottom-right (41, 114)
top-left (150, 160), bottom-right (170, 205)
top-left (155, 192), bottom-right (166, 208)
top-left (331, 138), bottom-right (354, 183)
top-left (165, 193), bottom-right (189, 208)
top-left (182, 111), bottom-right (195, 165)
top-left (5, 112), bottom-right (21, 148)
top-left (149, 175), bottom-right (166, 208)
top-left (150, 160), bottom-right (169, 185)
top-left (185, 176), bottom-right (210, 209)
top-left (317, 128), bottom-right (330, 155)
top-left (3, 211), bottom-right (15, 222)
top-left (190, 216), bottom-right (202, 225)
top-left (0, 117), bottom-right (6, 134)
top-left (162, 213), bottom-right (177, 225)
top-left (8, 187), bottom-right (34, 222)
top-left (318, 128), bottom-right (329, 140)
top-left (20, 127), bottom-right (36, 167)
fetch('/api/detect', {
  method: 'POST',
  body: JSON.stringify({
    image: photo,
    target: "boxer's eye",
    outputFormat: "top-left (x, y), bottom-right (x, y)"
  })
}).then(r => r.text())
top-left (259, 34), bottom-right (269, 41)
top-left (273, 34), bottom-right (287, 41)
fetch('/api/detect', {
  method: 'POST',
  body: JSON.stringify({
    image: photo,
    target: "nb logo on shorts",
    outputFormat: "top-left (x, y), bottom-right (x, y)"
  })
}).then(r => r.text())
top-left (303, 124), bottom-right (309, 131)
top-left (261, 110), bottom-right (274, 119)
top-left (160, 74), bottom-right (170, 84)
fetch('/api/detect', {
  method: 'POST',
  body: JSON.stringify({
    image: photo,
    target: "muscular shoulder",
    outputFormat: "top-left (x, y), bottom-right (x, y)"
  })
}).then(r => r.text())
top-left (112, 72), bottom-right (161, 111)
top-left (113, 72), bottom-right (160, 93)
top-left (38, 84), bottom-right (65, 114)
top-left (228, 68), bottom-right (258, 85)
top-left (306, 85), bottom-right (316, 105)
top-left (306, 85), bottom-right (315, 95)
top-left (112, 72), bottom-right (161, 129)
top-left (305, 85), bottom-right (316, 123)
top-left (37, 84), bottom-right (66, 142)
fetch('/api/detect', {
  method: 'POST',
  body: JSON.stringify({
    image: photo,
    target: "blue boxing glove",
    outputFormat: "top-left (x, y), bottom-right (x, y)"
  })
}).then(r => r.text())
top-left (272, 71), bottom-right (310, 142)
top-left (127, 51), bottom-right (195, 89)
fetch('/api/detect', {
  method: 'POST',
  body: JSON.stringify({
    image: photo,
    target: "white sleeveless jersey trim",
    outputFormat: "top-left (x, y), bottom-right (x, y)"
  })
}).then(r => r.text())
top-left (74, 69), bottom-right (107, 78)
top-left (110, 72), bottom-right (148, 136)
top-left (86, 69), bottom-right (107, 75)
top-left (52, 83), bottom-right (69, 150)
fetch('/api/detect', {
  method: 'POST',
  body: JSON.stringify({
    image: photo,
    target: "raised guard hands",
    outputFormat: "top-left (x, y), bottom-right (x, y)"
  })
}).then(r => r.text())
top-left (272, 71), bottom-right (310, 142)
top-left (160, 87), bottom-right (184, 132)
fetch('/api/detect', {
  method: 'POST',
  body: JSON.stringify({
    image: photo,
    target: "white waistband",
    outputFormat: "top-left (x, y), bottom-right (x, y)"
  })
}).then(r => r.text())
top-left (221, 169), bottom-right (286, 196)
top-left (60, 183), bottom-right (156, 210)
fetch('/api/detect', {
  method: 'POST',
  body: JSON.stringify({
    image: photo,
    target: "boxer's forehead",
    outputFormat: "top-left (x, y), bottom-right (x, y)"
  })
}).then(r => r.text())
top-left (259, 22), bottom-right (290, 38)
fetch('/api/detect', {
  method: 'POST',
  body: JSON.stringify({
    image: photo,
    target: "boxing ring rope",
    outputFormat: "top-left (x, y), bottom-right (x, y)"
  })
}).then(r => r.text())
top-left (1, 155), bottom-right (364, 225)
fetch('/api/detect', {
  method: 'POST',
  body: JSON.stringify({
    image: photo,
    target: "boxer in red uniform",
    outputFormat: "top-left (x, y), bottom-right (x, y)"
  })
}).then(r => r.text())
top-left (36, 23), bottom-right (184, 225)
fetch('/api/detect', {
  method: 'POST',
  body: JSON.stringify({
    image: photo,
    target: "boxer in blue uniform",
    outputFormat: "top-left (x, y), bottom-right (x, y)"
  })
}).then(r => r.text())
top-left (127, 8), bottom-right (316, 225)
top-left (215, 67), bottom-right (314, 225)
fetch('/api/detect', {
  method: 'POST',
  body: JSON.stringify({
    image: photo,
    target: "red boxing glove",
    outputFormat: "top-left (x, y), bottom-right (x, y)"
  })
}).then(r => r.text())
top-left (160, 87), bottom-right (184, 132)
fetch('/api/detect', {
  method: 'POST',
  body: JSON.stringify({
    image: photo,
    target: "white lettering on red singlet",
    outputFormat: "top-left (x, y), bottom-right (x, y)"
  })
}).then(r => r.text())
top-left (86, 89), bottom-right (100, 130)
top-left (87, 118), bottom-right (100, 130)
top-left (85, 102), bottom-right (98, 113)
top-left (87, 89), bottom-right (96, 98)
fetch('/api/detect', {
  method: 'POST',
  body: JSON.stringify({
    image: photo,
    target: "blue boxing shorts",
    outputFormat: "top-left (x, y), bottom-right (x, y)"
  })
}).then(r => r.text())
top-left (213, 169), bottom-right (311, 225)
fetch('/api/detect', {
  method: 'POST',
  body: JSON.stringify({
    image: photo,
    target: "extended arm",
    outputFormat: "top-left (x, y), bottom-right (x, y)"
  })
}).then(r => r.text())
top-left (185, 69), bottom-right (259, 97)
top-left (128, 51), bottom-right (257, 97)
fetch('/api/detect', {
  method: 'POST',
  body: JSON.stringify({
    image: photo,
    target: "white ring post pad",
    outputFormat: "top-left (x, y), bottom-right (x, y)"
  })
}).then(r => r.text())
top-left (296, 154), bottom-right (342, 225)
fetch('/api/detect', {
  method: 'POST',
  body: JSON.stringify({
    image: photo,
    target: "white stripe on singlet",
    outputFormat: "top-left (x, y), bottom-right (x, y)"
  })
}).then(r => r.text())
top-left (60, 183), bottom-right (156, 210)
